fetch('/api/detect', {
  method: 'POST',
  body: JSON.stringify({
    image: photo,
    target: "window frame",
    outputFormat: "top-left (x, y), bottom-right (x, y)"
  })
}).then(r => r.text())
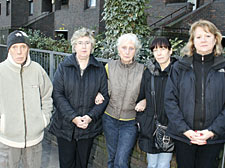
top-left (29, 0), bottom-right (34, 16)
top-left (6, 0), bottom-right (10, 16)
top-left (86, 0), bottom-right (96, 9)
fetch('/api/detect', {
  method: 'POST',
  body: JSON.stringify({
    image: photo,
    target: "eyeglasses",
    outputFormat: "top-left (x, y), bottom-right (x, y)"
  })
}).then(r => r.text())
top-left (76, 41), bottom-right (91, 46)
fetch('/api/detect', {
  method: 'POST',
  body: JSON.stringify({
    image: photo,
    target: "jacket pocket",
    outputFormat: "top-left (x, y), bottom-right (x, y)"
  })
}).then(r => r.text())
top-left (136, 112), bottom-right (155, 139)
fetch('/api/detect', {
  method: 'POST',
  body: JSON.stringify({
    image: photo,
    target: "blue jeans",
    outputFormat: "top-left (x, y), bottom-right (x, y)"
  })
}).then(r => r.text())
top-left (103, 114), bottom-right (137, 168)
top-left (147, 153), bottom-right (173, 168)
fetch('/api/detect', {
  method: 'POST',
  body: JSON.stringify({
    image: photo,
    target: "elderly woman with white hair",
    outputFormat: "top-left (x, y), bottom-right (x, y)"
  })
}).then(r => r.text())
top-left (49, 27), bottom-right (109, 168)
top-left (96, 33), bottom-right (144, 168)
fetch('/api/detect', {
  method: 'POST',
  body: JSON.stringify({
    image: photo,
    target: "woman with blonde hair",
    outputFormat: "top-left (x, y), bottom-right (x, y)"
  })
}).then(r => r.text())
top-left (165, 19), bottom-right (225, 168)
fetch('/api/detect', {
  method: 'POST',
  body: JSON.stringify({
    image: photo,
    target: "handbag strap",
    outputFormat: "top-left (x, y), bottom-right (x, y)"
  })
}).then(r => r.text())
top-left (151, 75), bottom-right (157, 120)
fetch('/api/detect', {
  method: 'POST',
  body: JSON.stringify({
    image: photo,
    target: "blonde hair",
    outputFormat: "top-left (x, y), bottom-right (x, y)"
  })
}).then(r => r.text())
top-left (71, 27), bottom-right (95, 53)
top-left (181, 20), bottom-right (223, 57)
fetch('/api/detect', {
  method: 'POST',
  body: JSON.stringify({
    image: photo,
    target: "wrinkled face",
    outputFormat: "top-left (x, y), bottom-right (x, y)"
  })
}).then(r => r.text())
top-left (118, 40), bottom-right (136, 64)
top-left (193, 26), bottom-right (216, 55)
top-left (9, 43), bottom-right (29, 64)
top-left (153, 46), bottom-right (172, 67)
top-left (74, 36), bottom-right (92, 60)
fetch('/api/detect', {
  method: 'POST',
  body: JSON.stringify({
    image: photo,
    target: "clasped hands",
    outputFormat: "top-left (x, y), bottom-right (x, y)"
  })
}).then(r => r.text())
top-left (184, 129), bottom-right (214, 145)
top-left (72, 115), bottom-right (92, 129)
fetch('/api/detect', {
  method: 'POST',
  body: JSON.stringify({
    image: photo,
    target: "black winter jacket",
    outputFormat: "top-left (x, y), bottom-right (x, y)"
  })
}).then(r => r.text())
top-left (49, 54), bottom-right (109, 141)
top-left (136, 58), bottom-right (177, 153)
top-left (165, 54), bottom-right (225, 144)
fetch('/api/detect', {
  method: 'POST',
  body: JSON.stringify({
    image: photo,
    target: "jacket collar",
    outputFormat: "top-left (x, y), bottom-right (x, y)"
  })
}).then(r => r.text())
top-left (6, 52), bottom-right (31, 71)
top-left (193, 52), bottom-right (214, 63)
top-left (179, 53), bottom-right (225, 70)
top-left (64, 53), bottom-right (100, 69)
top-left (147, 57), bottom-right (177, 76)
top-left (212, 54), bottom-right (225, 70)
top-left (118, 58), bottom-right (137, 68)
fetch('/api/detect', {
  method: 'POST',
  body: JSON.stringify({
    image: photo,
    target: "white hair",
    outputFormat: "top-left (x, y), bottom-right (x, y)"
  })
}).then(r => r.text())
top-left (117, 33), bottom-right (142, 56)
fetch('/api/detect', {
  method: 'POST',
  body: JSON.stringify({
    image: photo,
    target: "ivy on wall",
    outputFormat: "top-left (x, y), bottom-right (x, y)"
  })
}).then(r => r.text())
top-left (98, 0), bottom-right (152, 62)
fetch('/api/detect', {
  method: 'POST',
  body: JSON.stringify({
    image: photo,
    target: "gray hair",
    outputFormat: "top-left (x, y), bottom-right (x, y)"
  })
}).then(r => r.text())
top-left (71, 27), bottom-right (95, 53)
top-left (117, 33), bottom-right (142, 57)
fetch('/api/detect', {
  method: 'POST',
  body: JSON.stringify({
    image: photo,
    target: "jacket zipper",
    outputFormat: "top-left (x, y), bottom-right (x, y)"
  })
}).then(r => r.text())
top-left (201, 56), bottom-right (205, 128)
top-left (20, 66), bottom-right (27, 148)
top-left (75, 67), bottom-right (84, 140)
top-left (120, 68), bottom-right (129, 118)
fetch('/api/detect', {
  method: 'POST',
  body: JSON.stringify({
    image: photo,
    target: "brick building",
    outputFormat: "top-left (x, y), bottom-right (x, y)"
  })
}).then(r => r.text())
top-left (0, 0), bottom-right (225, 41)
top-left (0, 0), bottom-right (104, 42)
top-left (0, 0), bottom-right (224, 44)
top-left (146, 0), bottom-right (225, 46)
top-left (0, 0), bottom-right (224, 167)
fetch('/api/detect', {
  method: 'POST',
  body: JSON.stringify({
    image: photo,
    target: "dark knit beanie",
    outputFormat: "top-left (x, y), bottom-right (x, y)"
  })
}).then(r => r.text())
top-left (7, 30), bottom-right (30, 51)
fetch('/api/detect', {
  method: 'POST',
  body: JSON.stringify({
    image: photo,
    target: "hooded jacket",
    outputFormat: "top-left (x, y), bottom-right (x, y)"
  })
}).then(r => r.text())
top-left (0, 53), bottom-right (53, 148)
top-left (136, 57), bottom-right (177, 153)
top-left (49, 54), bottom-right (109, 141)
top-left (165, 54), bottom-right (225, 144)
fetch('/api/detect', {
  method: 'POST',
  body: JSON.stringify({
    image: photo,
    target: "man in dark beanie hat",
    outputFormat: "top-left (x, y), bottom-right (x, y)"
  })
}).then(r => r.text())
top-left (0, 30), bottom-right (53, 168)
top-left (7, 30), bottom-right (30, 51)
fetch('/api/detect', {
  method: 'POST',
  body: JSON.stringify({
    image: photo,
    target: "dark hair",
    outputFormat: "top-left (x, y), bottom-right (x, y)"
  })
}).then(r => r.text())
top-left (150, 37), bottom-right (171, 52)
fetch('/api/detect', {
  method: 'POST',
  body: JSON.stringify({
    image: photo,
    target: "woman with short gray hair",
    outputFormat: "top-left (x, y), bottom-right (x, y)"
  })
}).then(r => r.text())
top-left (49, 27), bottom-right (109, 168)
top-left (70, 27), bottom-right (95, 53)
top-left (96, 33), bottom-right (144, 168)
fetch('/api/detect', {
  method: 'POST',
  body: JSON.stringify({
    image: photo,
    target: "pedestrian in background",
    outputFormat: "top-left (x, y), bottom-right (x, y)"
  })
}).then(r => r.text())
top-left (165, 20), bottom-right (225, 168)
top-left (0, 30), bottom-right (53, 168)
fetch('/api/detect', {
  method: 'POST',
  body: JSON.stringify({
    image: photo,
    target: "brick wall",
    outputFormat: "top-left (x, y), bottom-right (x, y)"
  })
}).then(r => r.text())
top-left (89, 134), bottom-right (148, 168)
top-left (0, 0), bottom-right (12, 28)
top-left (28, 13), bottom-right (55, 38)
top-left (45, 131), bottom-right (178, 168)
top-left (54, 0), bottom-right (103, 40)
top-left (171, 1), bottom-right (225, 35)
top-left (11, 1), bottom-right (29, 28)
top-left (146, 0), bottom-right (189, 26)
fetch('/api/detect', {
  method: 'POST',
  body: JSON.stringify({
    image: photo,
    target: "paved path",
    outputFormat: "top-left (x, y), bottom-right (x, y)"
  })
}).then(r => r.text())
top-left (41, 138), bottom-right (59, 168)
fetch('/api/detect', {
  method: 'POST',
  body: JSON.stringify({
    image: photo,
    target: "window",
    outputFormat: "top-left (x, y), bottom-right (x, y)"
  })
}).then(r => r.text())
top-left (61, 0), bottom-right (69, 5)
top-left (86, 0), bottom-right (96, 8)
top-left (55, 30), bottom-right (68, 40)
top-left (6, 0), bottom-right (10, 16)
top-left (29, 0), bottom-right (34, 15)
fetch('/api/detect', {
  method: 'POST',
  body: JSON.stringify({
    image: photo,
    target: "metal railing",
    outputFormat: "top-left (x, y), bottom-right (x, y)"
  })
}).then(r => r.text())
top-left (149, 3), bottom-right (192, 28)
top-left (0, 44), bottom-right (108, 81)
top-left (23, 12), bottom-right (52, 27)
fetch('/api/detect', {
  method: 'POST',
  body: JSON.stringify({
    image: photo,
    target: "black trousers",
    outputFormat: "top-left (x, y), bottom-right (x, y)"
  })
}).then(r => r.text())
top-left (57, 137), bottom-right (94, 168)
top-left (175, 140), bottom-right (223, 168)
